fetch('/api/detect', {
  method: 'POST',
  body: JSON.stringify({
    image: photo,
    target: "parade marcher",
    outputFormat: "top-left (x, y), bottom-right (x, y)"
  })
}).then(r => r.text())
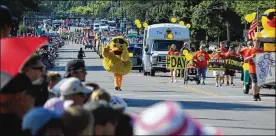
top-left (244, 39), bottom-right (264, 101)
top-left (224, 46), bottom-right (239, 86)
top-left (0, 5), bottom-right (17, 39)
top-left (168, 44), bottom-right (180, 82)
top-left (212, 49), bottom-right (226, 87)
top-left (193, 45), bottom-right (210, 85)
top-left (78, 47), bottom-right (86, 60)
top-left (238, 41), bottom-right (253, 81)
top-left (219, 41), bottom-right (228, 84)
top-left (180, 42), bottom-right (190, 78)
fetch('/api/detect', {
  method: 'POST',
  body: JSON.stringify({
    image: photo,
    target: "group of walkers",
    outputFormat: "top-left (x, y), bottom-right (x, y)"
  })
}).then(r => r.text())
top-left (167, 39), bottom-right (264, 101)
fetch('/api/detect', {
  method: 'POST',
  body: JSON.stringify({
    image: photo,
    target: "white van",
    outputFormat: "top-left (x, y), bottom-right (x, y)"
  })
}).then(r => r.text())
top-left (93, 23), bottom-right (100, 31)
top-left (142, 23), bottom-right (190, 76)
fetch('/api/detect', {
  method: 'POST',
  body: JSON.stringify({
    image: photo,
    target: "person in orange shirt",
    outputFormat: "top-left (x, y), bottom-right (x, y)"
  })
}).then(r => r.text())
top-left (193, 45), bottom-right (210, 85)
top-left (244, 39), bottom-right (264, 101)
top-left (238, 41), bottom-right (253, 81)
top-left (212, 49), bottom-right (226, 87)
top-left (224, 46), bottom-right (239, 86)
top-left (168, 44), bottom-right (180, 82)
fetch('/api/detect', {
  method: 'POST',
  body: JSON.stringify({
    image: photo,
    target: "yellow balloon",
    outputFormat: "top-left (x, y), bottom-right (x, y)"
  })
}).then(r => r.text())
top-left (167, 33), bottom-right (173, 39)
top-left (251, 12), bottom-right (256, 20)
top-left (135, 20), bottom-right (140, 25)
top-left (186, 24), bottom-right (191, 28)
top-left (185, 54), bottom-right (193, 61)
top-left (245, 14), bottom-right (252, 22)
top-left (129, 53), bottom-right (133, 57)
top-left (137, 23), bottom-right (142, 28)
top-left (179, 21), bottom-right (184, 25)
top-left (171, 17), bottom-right (177, 23)
top-left (183, 50), bottom-right (188, 55)
top-left (143, 22), bottom-right (148, 28)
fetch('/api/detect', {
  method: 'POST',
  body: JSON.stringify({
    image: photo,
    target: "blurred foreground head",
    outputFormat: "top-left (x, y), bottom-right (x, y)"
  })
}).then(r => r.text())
top-left (62, 106), bottom-right (94, 136)
top-left (83, 100), bottom-right (124, 136)
top-left (0, 5), bottom-right (17, 38)
top-left (90, 88), bottom-right (111, 103)
top-left (22, 107), bottom-right (64, 136)
top-left (134, 101), bottom-right (223, 136)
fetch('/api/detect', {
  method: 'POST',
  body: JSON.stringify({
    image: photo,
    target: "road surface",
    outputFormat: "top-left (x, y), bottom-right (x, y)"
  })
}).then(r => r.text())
top-left (51, 41), bottom-right (275, 135)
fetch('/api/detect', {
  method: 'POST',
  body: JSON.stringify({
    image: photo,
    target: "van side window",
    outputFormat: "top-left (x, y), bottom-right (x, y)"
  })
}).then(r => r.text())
top-left (143, 29), bottom-right (147, 47)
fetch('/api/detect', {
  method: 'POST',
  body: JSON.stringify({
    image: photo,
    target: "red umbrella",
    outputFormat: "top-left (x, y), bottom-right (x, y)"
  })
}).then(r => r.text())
top-left (0, 37), bottom-right (47, 89)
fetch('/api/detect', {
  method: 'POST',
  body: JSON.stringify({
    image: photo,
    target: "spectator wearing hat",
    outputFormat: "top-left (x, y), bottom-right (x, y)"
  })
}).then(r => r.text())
top-left (83, 100), bottom-right (123, 136)
top-left (0, 73), bottom-right (36, 135)
top-left (0, 5), bottom-right (17, 38)
top-left (59, 77), bottom-right (93, 106)
top-left (21, 54), bottom-right (45, 82)
top-left (65, 59), bottom-right (87, 81)
top-left (193, 45), bottom-right (210, 85)
top-left (212, 49), bottom-right (226, 87)
top-left (22, 107), bottom-right (64, 136)
top-left (62, 106), bottom-right (94, 136)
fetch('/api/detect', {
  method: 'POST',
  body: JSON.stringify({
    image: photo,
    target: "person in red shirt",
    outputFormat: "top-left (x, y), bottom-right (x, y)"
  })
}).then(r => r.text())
top-left (193, 45), bottom-right (210, 85)
top-left (219, 41), bottom-right (228, 54)
top-left (168, 44), bottom-right (180, 82)
top-left (212, 49), bottom-right (226, 87)
top-left (238, 41), bottom-right (253, 81)
top-left (224, 46), bottom-right (239, 86)
top-left (244, 39), bottom-right (264, 101)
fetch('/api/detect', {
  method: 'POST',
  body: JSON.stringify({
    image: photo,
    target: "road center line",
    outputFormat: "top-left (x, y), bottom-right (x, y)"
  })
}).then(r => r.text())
top-left (149, 78), bottom-right (221, 97)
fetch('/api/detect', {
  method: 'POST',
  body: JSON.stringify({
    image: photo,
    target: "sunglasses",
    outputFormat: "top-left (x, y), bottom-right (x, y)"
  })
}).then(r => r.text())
top-left (113, 38), bottom-right (126, 44)
top-left (263, 12), bottom-right (276, 20)
top-left (75, 68), bottom-right (87, 73)
top-left (30, 66), bottom-right (44, 71)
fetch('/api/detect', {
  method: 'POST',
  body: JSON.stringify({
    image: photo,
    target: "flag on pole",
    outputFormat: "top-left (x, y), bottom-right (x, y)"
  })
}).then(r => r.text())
top-left (247, 17), bottom-right (258, 40)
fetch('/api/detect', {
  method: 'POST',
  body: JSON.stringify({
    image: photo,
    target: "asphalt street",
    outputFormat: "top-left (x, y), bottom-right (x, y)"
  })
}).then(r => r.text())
top-left (51, 36), bottom-right (275, 135)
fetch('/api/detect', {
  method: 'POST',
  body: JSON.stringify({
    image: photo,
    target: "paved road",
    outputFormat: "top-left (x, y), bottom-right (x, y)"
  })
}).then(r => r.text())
top-left (52, 42), bottom-right (275, 135)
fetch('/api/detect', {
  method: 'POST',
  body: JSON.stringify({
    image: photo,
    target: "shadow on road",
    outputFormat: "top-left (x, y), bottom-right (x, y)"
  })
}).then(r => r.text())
top-left (123, 98), bottom-right (275, 111)
top-left (260, 94), bottom-right (276, 97)
top-left (49, 66), bottom-right (105, 71)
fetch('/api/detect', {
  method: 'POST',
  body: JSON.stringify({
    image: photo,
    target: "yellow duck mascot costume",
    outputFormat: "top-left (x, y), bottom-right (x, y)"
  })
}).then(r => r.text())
top-left (256, 9), bottom-right (276, 52)
top-left (102, 36), bottom-right (132, 91)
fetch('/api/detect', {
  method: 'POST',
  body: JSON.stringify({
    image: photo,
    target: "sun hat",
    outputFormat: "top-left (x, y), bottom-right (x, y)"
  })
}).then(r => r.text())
top-left (22, 107), bottom-right (62, 136)
top-left (134, 101), bottom-right (223, 135)
top-left (59, 77), bottom-right (92, 97)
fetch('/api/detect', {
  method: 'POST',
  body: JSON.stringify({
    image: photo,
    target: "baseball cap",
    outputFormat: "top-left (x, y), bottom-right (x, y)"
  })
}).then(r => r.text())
top-left (22, 107), bottom-right (62, 136)
top-left (59, 77), bottom-right (92, 97)
top-left (22, 55), bottom-right (44, 69)
top-left (64, 60), bottom-right (85, 78)
top-left (0, 73), bottom-right (35, 96)
top-left (0, 5), bottom-right (18, 27)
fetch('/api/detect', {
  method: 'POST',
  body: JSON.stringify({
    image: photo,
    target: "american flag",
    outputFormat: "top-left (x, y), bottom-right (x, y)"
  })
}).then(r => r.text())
top-left (247, 17), bottom-right (258, 40)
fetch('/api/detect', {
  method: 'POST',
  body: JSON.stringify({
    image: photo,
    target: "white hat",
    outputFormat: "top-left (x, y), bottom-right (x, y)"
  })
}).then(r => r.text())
top-left (134, 101), bottom-right (223, 136)
top-left (59, 77), bottom-right (92, 96)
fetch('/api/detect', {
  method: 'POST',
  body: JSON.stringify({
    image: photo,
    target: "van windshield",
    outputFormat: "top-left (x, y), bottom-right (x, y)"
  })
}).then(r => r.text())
top-left (152, 40), bottom-right (184, 51)
top-left (95, 25), bottom-right (99, 27)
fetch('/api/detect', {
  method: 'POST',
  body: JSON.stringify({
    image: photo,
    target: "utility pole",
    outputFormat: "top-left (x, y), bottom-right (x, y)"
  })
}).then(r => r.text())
top-left (226, 21), bottom-right (230, 41)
